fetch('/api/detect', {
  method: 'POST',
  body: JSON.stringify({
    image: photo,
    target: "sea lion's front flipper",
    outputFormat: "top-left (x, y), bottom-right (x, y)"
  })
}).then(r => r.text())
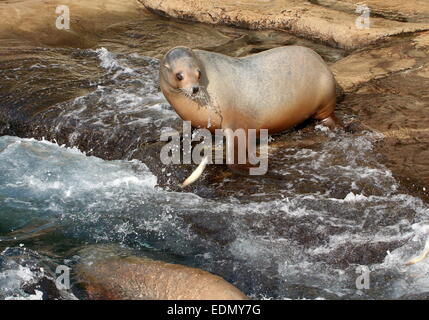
top-left (223, 126), bottom-right (271, 176)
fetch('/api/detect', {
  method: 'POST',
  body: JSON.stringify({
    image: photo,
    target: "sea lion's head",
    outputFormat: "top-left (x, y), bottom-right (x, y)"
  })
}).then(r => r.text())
top-left (160, 47), bottom-right (202, 98)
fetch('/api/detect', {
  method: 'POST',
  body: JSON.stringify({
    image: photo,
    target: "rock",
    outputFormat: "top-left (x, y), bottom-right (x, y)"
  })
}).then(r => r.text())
top-left (75, 245), bottom-right (248, 300)
top-left (138, 0), bottom-right (429, 49)
top-left (313, 0), bottom-right (429, 23)
top-left (0, 0), bottom-right (147, 48)
top-left (0, 112), bottom-right (11, 136)
top-left (337, 32), bottom-right (429, 202)
top-left (331, 32), bottom-right (429, 92)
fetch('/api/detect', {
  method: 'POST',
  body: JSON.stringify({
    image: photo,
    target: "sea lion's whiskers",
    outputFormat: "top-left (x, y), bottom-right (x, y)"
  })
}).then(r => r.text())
top-left (179, 88), bottom-right (192, 99)
top-left (196, 87), bottom-right (223, 120)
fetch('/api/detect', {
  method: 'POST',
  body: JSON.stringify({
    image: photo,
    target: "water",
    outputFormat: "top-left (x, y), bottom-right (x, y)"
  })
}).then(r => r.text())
top-left (0, 8), bottom-right (428, 300)
top-left (1, 132), bottom-right (428, 299)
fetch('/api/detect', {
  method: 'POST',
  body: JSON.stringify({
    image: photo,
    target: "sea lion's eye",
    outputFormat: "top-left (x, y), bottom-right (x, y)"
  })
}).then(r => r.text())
top-left (197, 70), bottom-right (201, 79)
top-left (176, 73), bottom-right (184, 81)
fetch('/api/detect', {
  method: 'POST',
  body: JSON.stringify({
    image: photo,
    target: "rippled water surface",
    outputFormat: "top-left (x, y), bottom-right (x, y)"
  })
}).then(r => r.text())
top-left (0, 8), bottom-right (428, 300)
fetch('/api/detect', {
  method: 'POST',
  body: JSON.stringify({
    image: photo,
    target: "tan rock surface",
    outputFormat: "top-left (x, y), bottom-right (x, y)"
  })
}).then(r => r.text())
top-left (332, 31), bottom-right (429, 92)
top-left (0, 0), bottom-right (147, 47)
top-left (314, 0), bottom-right (429, 23)
top-left (332, 43), bottom-right (416, 92)
top-left (138, 0), bottom-right (429, 49)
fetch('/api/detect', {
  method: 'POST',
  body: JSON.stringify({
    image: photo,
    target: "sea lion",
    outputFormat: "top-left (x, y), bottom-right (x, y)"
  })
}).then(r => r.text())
top-left (75, 245), bottom-right (248, 300)
top-left (159, 46), bottom-right (340, 185)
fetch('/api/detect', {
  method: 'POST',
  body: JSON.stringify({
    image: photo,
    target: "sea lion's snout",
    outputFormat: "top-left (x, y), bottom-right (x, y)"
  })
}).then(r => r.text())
top-left (166, 67), bottom-right (201, 97)
top-left (178, 70), bottom-right (200, 96)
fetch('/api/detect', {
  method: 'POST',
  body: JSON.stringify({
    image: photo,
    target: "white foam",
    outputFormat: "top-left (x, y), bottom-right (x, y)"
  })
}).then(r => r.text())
top-left (343, 192), bottom-right (368, 202)
top-left (95, 47), bottom-right (135, 76)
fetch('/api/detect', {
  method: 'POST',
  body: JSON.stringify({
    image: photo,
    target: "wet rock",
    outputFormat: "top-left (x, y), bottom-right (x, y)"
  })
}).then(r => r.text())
top-left (0, 0), bottom-right (148, 48)
top-left (0, 0), bottom-right (346, 61)
top-left (0, 112), bottom-right (12, 136)
top-left (338, 32), bottom-right (429, 202)
top-left (138, 0), bottom-right (429, 50)
top-left (75, 245), bottom-right (248, 300)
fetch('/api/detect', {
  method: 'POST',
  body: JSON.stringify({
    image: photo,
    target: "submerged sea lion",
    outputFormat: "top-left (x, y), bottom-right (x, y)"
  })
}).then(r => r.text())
top-left (159, 46), bottom-right (340, 185)
top-left (75, 245), bottom-right (248, 300)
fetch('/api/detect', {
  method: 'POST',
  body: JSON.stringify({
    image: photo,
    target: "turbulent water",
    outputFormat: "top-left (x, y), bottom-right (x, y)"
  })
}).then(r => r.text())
top-left (0, 10), bottom-right (429, 300)
top-left (1, 132), bottom-right (429, 299)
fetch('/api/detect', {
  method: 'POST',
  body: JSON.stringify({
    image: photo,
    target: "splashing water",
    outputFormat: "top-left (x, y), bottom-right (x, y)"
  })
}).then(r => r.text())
top-left (0, 132), bottom-right (428, 299)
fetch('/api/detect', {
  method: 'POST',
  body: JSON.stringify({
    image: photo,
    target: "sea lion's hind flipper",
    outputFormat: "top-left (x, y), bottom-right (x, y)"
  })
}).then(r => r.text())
top-left (313, 95), bottom-right (342, 130)
top-left (319, 114), bottom-right (343, 130)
